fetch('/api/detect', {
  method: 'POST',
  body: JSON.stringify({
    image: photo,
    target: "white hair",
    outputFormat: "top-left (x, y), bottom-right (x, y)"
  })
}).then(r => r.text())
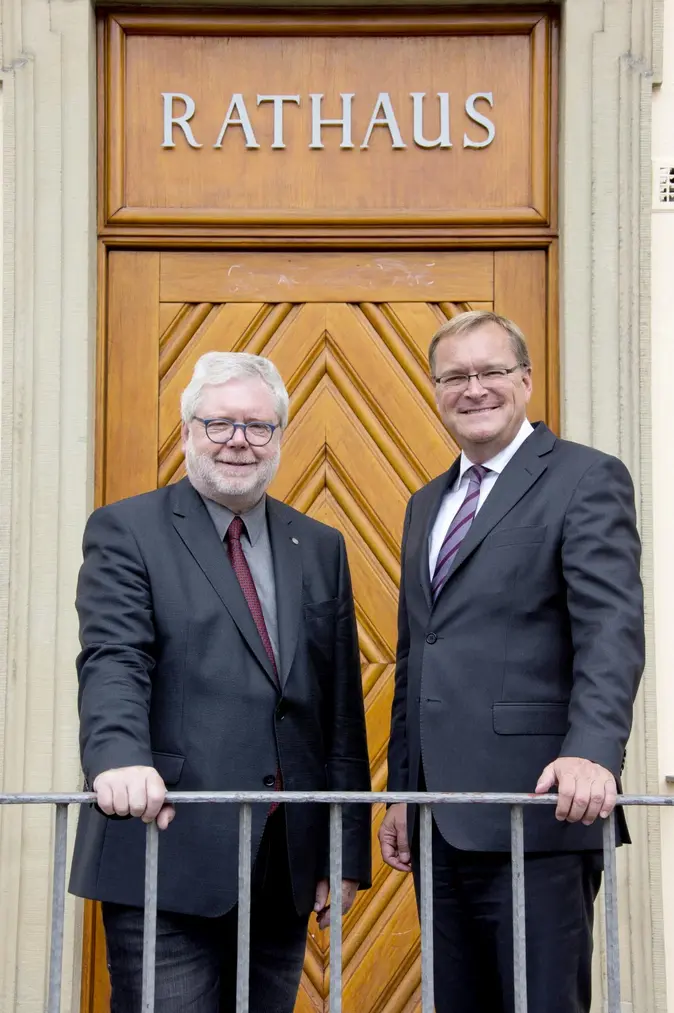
top-left (180, 352), bottom-right (289, 428)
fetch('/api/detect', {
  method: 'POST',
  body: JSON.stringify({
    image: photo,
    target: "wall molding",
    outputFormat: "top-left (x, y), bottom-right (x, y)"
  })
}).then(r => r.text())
top-left (0, 1), bottom-right (96, 1010)
top-left (559, 1), bottom-right (662, 1009)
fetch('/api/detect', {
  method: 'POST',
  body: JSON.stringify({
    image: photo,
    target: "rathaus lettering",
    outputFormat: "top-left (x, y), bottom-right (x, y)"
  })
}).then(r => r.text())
top-left (161, 92), bottom-right (497, 151)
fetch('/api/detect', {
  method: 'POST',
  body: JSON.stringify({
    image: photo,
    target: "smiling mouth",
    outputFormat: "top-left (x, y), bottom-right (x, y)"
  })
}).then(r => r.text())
top-left (461, 406), bottom-right (500, 416)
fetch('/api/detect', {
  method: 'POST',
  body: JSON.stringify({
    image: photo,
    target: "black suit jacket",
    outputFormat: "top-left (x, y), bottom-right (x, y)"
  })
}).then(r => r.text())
top-left (387, 423), bottom-right (644, 852)
top-left (69, 479), bottom-right (371, 917)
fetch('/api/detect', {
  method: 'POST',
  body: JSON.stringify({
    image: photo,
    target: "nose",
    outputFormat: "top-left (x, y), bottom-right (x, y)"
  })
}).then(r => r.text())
top-left (464, 375), bottom-right (488, 396)
top-left (226, 426), bottom-right (248, 448)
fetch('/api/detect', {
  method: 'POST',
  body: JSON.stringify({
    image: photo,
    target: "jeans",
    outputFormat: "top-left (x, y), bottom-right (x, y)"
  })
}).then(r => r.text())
top-left (102, 808), bottom-right (309, 1013)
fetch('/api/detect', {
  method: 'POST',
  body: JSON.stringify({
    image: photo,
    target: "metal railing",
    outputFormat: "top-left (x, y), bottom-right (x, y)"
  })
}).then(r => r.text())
top-left (1, 790), bottom-right (672, 1013)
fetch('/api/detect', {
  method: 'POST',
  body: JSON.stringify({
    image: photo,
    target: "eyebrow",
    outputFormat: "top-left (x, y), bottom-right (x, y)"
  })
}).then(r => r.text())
top-left (438, 363), bottom-right (514, 374)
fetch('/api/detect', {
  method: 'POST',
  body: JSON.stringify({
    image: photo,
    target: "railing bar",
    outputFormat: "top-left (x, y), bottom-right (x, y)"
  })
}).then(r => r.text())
top-left (330, 803), bottom-right (343, 1013)
top-left (603, 813), bottom-right (621, 1013)
top-left (155, 792), bottom-right (674, 806)
top-left (0, 791), bottom-right (674, 805)
top-left (47, 804), bottom-right (68, 1013)
top-left (236, 803), bottom-right (252, 1013)
top-left (511, 805), bottom-right (528, 1013)
top-left (141, 821), bottom-right (159, 1013)
top-left (420, 803), bottom-right (435, 1013)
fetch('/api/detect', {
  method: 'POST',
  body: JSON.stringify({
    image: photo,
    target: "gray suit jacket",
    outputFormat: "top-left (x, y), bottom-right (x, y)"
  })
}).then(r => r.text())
top-left (69, 479), bottom-right (371, 916)
top-left (387, 422), bottom-right (644, 851)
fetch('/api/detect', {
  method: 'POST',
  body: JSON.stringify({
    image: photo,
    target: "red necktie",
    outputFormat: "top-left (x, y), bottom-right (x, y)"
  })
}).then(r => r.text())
top-left (226, 516), bottom-right (282, 809)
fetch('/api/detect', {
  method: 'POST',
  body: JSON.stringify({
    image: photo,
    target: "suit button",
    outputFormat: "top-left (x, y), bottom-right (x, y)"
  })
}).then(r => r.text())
top-left (426, 633), bottom-right (437, 645)
top-left (263, 775), bottom-right (276, 787)
top-left (276, 700), bottom-right (287, 720)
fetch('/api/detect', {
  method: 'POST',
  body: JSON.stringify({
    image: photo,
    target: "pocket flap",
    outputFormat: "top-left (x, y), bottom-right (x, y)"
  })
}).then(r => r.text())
top-left (303, 598), bottom-right (338, 619)
top-left (488, 525), bottom-right (547, 548)
top-left (151, 751), bottom-right (185, 786)
top-left (493, 702), bottom-right (569, 735)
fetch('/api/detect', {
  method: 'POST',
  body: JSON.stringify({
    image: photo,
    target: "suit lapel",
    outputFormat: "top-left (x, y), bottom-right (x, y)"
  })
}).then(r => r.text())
top-left (170, 479), bottom-right (277, 687)
top-left (441, 423), bottom-right (555, 586)
top-left (267, 498), bottom-right (302, 687)
top-left (415, 462), bottom-right (460, 610)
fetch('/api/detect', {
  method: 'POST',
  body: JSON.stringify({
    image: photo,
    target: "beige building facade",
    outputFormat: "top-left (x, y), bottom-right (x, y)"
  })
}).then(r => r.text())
top-left (0, 0), bottom-right (671, 1010)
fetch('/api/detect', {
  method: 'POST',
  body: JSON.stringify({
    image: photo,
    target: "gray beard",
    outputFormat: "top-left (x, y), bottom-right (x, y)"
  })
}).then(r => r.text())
top-left (185, 440), bottom-right (280, 509)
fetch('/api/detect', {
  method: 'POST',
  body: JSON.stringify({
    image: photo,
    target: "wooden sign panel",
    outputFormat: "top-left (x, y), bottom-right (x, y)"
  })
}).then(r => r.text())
top-left (100, 12), bottom-right (554, 229)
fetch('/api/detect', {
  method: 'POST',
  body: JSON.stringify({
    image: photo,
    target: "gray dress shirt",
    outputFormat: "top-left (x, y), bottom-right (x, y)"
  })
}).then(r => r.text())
top-left (200, 493), bottom-right (280, 671)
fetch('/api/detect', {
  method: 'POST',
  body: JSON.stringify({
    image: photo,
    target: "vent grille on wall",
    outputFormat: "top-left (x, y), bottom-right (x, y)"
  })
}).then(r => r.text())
top-left (653, 161), bottom-right (674, 208)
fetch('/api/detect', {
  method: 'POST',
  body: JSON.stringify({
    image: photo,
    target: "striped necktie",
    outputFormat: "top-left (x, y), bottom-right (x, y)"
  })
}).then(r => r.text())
top-left (431, 464), bottom-right (488, 601)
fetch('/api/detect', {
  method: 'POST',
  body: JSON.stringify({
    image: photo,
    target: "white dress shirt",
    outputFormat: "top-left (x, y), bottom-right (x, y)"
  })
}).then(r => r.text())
top-left (428, 419), bottom-right (534, 577)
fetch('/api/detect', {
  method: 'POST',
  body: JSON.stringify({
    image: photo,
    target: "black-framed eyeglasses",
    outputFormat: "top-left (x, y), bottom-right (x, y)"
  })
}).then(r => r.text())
top-left (193, 417), bottom-right (279, 447)
top-left (433, 364), bottom-right (525, 391)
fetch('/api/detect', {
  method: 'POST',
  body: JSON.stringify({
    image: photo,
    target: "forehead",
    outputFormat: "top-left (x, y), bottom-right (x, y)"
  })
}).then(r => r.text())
top-left (434, 322), bottom-right (514, 369)
top-left (197, 377), bottom-right (277, 418)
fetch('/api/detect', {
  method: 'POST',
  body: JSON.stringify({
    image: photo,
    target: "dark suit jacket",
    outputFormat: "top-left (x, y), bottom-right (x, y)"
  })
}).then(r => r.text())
top-left (69, 479), bottom-right (371, 917)
top-left (387, 422), bottom-right (644, 852)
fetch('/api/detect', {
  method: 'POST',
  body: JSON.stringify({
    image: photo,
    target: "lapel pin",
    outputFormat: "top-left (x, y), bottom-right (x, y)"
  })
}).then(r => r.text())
top-left (291, 537), bottom-right (299, 545)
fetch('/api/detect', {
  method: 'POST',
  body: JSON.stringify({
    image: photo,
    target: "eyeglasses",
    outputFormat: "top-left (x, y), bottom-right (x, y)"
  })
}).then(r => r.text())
top-left (433, 365), bottom-right (524, 391)
top-left (193, 417), bottom-right (278, 447)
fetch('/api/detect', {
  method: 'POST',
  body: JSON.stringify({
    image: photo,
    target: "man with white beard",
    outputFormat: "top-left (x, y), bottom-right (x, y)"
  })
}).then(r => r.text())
top-left (69, 352), bottom-right (371, 1013)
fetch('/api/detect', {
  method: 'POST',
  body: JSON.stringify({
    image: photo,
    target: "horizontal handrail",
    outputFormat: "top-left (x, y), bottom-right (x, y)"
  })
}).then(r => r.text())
top-left (0, 790), bottom-right (672, 805)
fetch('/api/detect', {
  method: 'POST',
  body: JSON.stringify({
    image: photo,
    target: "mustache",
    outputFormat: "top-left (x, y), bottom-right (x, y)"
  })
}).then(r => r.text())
top-left (184, 438), bottom-right (281, 497)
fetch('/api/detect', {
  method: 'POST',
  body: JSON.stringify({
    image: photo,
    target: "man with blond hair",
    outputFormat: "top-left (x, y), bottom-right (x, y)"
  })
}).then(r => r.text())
top-left (70, 352), bottom-right (371, 1013)
top-left (379, 311), bottom-right (644, 1013)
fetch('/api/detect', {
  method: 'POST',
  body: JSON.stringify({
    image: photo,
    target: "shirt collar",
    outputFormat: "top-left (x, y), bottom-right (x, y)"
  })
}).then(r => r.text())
top-left (458, 418), bottom-right (534, 480)
top-left (200, 493), bottom-right (267, 546)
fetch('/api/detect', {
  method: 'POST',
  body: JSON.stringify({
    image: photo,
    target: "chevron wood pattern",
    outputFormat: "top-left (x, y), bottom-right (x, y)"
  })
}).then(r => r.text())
top-left (157, 297), bottom-right (464, 1012)
top-left (94, 249), bottom-right (553, 1013)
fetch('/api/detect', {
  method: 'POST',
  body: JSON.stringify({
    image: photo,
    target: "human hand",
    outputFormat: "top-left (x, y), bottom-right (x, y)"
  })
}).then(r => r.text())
top-left (314, 879), bottom-right (359, 930)
top-left (535, 756), bottom-right (617, 825)
top-left (93, 766), bottom-right (175, 830)
top-left (378, 803), bottom-right (411, 872)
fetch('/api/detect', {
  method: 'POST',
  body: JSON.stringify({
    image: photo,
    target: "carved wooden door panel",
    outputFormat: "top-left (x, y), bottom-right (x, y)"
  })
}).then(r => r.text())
top-left (86, 248), bottom-right (555, 1013)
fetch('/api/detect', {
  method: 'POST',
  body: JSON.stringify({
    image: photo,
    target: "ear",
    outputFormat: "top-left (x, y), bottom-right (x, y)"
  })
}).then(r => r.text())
top-left (522, 368), bottom-right (533, 403)
top-left (432, 378), bottom-right (442, 413)
top-left (180, 421), bottom-right (190, 452)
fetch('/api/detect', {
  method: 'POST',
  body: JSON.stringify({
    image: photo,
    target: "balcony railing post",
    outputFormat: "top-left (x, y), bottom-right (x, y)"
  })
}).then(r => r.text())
top-left (510, 804), bottom-right (528, 1013)
top-left (329, 803), bottom-right (343, 1013)
top-left (47, 803), bottom-right (68, 1013)
top-left (603, 812), bottom-right (621, 1013)
top-left (142, 820), bottom-right (159, 1013)
top-left (420, 802), bottom-right (435, 1013)
top-left (236, 803), bottom-right (253, 1013)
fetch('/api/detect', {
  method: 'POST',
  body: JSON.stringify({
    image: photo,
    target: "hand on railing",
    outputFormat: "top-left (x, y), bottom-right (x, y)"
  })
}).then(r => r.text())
top-left (535, 757), bottom-right (617, 825)
top-left (313, 877), bottom-right (359, 929)
top-left (93, 766), bottom-right (175, 829)
top-left (378, 802), bottom-right (412, 873)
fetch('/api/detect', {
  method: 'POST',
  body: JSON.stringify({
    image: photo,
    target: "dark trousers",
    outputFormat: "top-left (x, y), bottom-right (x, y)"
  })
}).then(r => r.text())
top-left (102, 808), bottom-right (309, 1013)
top-left (412, 817), bottom-right (602, 1013)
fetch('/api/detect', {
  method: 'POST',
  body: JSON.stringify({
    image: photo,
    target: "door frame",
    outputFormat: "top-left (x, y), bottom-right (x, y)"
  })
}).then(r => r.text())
top-left (87, 11), bottom-right (561, 1009)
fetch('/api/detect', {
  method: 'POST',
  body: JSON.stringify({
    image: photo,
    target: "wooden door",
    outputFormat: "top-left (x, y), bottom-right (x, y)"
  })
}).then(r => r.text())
top-left (84, 247), bottom-right (556, 1013)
